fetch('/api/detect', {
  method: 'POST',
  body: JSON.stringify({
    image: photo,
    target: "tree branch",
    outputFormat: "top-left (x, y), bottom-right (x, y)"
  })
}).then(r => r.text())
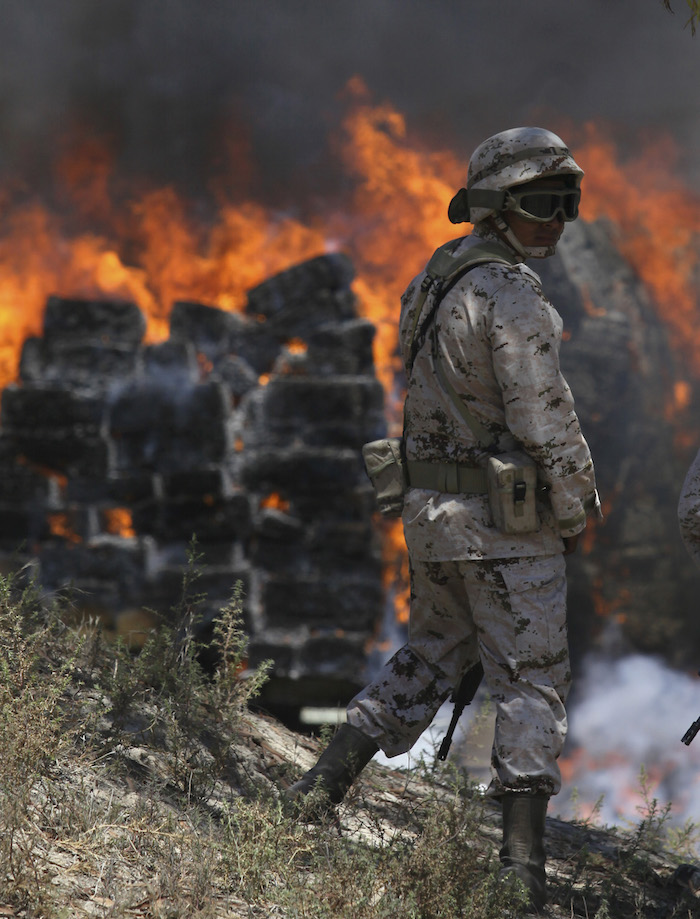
top-left (663, 0), bottom-right (699, 34)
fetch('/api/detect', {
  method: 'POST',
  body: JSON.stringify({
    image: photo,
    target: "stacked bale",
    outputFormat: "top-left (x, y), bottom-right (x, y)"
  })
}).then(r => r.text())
top-left (0, 253), bottom-right (387, 717)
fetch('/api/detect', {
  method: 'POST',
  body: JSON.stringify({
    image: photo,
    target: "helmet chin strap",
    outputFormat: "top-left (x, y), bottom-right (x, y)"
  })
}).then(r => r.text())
top-left (492, 215), bottom-right (554, 260)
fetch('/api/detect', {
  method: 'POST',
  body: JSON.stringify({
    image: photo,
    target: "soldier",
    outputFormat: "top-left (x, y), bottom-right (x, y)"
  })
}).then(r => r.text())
top-left (284, 127), bottom-right (600, 913)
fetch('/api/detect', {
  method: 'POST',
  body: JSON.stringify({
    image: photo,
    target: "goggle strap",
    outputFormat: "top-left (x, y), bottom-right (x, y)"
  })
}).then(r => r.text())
top-left (466, 188), bottom-right (507, 213)
top-left (449, 187), bottom-right (508, 223)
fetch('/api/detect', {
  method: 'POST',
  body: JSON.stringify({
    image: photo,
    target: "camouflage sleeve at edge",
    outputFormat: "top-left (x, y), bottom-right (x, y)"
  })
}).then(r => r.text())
top-left (488, 276), bottom-right (597, 535)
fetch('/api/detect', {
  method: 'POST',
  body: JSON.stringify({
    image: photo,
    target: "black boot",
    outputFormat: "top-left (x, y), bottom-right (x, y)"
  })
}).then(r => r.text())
top-left (283, 723), bottom-right (379, 810)
top-left (499, 793), bottom-right (549, 913)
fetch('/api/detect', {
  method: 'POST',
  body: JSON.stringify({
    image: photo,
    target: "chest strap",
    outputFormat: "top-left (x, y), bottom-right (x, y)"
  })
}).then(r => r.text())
top-left (406, 460), bottom-right (488, 494)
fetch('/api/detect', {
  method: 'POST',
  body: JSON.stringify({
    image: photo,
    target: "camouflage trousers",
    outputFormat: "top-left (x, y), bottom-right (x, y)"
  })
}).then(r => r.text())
top-left (347, 553), bottom-right (570, 796)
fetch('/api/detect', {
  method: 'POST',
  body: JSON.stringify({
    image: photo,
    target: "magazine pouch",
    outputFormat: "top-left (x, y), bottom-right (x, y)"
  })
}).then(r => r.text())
top-left (487, 451), bottom-right (540, 534)
top-left (362, 437), bottom-right (407, 518)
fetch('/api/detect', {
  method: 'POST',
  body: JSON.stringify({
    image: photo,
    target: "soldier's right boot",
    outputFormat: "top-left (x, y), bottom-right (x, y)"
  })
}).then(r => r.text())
top-left (283, 723), bottom-right (379, 811)
top-left (499, 792), bottom-right (549, 913)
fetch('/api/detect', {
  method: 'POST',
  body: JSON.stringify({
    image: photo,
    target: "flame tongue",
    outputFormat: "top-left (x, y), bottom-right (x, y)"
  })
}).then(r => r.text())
top-left (103, 507), bottom-right (136, 538)
top-left (0, 89), bottom-right (699, 649)
top-left (576, 127), bottom-right (700, 377)
top-left (2, 92), bottom-right (697, 405)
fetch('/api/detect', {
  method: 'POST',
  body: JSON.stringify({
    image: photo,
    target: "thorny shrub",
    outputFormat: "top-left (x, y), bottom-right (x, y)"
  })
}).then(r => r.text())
top-left (218, 764), bottom-right (530, 919)
top-left (0, 550), bottom-right (271, 914)
top-left (0, 567), bottom-right (83, 903)
top-left (0, 552), bottom-right (699, 917)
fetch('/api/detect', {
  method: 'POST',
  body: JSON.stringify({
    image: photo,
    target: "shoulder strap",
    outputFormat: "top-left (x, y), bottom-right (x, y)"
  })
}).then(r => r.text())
top-left (425, 239), bottom-right (517, 280)
top-left (431, 333), bottom-right (494, 447)
top-left (405, 240), bottom-right (519, 449)
top-left (407, 241), bottom-right (518, 372)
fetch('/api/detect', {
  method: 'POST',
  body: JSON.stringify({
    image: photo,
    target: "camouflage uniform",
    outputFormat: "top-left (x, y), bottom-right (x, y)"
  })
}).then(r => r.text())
top-left (679, 448), bottom-right (700, 566)
top-left (348, 229), bottom-right (599, 796)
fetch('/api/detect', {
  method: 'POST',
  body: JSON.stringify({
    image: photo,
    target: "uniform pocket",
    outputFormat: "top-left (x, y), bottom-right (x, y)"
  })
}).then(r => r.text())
top-left (497, 553), bottom-right (566, 596)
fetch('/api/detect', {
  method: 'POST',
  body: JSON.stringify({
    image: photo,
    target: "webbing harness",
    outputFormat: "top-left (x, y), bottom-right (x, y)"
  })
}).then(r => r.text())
top-left (404, 240), bottom-right (519, 493)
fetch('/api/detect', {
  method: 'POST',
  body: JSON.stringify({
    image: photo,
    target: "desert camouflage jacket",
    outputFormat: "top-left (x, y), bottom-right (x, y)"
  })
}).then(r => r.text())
top-left (399, 229), bottom-right (599, 561)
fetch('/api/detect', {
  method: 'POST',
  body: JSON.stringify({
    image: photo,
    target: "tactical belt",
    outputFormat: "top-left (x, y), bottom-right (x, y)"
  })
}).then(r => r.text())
top-left (406, 460), bottom-right (488, 494)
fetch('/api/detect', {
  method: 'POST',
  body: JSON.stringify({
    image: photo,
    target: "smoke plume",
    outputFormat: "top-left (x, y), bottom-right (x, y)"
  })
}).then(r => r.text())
top-left (1, 1), bottom-right (700, 200)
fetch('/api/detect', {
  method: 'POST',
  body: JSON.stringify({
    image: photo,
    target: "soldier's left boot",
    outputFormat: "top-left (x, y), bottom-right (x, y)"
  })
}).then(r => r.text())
top-left (283, 723), bottom-right (379, 812)
top-left (499, 792), bottom-right (549, 913)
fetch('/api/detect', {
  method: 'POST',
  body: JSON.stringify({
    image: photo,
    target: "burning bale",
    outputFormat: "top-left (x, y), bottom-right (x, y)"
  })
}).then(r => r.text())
top-left (0, 253), bottom-right (386, 718)
top-left (0, 213), bottom-right (699, 727)
top-left (536, 217), bottom-right (700, 672)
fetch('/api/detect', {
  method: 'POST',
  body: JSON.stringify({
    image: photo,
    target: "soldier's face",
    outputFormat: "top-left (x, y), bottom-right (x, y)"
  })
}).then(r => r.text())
top-left (502, 177), bottom-right (569, 251)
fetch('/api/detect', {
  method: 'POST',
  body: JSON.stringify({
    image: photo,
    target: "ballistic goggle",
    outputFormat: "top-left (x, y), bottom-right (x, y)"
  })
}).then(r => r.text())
top-left (504, 187), bottom-right (581, 223)
top-left (448, 185), bottom-right (581, 224)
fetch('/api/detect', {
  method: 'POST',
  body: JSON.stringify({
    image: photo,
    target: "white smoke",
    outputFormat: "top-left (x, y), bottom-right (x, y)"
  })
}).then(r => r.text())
top-left (555, 653), bottom-right (700, 831)
top-left (373, 699), bottom-right (473, 772)
top-left (376, 652), bottom-right (700, 845)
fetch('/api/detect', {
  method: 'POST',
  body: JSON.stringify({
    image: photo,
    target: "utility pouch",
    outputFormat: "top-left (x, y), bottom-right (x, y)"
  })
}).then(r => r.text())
top-left (487, 451), bottom-right (540, 534)
top-left (362, 437), bottom-right (407, 518)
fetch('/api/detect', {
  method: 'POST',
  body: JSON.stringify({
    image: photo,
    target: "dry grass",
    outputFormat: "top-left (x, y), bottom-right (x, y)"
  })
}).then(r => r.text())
top-left (0, 557), bottom-right (698, 918)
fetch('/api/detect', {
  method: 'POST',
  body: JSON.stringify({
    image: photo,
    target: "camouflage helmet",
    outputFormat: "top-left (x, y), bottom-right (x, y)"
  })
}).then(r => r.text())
top-left (448, 127), bottom-right (584, 226)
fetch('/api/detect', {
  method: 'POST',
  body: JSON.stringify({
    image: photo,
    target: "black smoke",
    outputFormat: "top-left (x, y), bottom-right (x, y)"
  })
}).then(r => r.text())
top-left (1, 0), bottom-right (699, 211)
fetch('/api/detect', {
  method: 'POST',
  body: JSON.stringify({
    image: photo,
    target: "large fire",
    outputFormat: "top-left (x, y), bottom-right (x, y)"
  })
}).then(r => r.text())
top-left (1, 78), bottom-right (699, 653)
top-left (1, 80), bottom-right (698, 399)
top-left (575, 125), bottom-right (700, 375)
top-left (3, 79), bottom-right (700, 824)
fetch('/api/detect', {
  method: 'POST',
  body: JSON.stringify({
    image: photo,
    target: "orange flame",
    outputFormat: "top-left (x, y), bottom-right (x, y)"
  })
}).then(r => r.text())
top-left (48, 512), bottom-right (81, 543)
top-left (575, 125), bottom-right (700, 381)
top-left (103, 507), bottom-right (136, 538)
top-left (260, 493), bottom-right (291, 513)
top-left (580, 284), bottom-right (606, 318)
top-left (16, 455), bottom-right (67, 491)
top-left (337, 77), bottom-right (464, 405)
top-left (591, 577), bottom-right (631, 624)
top-left (380, 518), bottom-right (410, 625)
top-left (669, 379), bottom-right (692, 417)
top-left (197, 352), bottom-right (214, 379)
top-left (1, 86), bottom-right (700, 633)
top-left (285, 338), bottom-right (308, 355)
top-left (558, 746), bottom-right (675, 825)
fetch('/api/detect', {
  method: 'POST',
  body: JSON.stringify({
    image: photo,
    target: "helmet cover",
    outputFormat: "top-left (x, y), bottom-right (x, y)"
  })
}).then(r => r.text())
top-left (449, 127), bottom-right (584, 225)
